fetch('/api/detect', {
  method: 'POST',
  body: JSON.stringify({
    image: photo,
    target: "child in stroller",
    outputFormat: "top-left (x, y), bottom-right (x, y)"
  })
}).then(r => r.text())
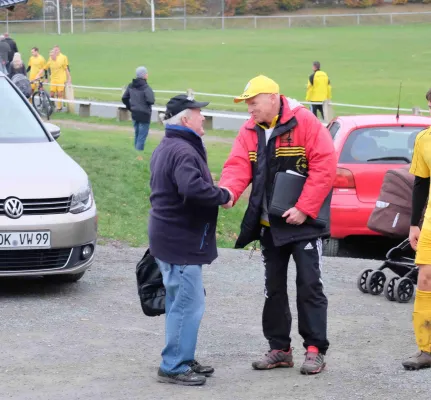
top-left (356, 165), bottom-right (423, 303)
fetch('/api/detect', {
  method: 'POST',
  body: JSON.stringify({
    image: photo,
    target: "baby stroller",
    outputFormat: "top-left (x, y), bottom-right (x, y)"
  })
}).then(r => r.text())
top-left (356, 165), bottom-right (421, 303)
top-left (357, 238), bottom-right (418, 303)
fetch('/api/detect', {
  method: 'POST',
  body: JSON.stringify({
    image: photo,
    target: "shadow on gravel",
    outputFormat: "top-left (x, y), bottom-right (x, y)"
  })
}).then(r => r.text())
top-left (0, 276), bottom-right (89, 298)
top-left (336, 236), bottom-right (403, 260)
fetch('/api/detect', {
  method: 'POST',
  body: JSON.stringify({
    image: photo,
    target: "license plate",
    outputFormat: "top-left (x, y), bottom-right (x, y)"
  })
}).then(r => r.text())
top-left (0, 231), bottom-right (51, 249)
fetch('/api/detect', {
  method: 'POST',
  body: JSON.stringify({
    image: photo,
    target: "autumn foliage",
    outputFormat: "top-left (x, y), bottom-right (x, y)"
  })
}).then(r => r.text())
top-left (3, 0), bottom-right (428, 20)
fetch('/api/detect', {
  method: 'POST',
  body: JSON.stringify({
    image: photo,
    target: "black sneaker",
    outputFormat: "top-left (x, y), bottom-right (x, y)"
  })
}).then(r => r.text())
top-left (157, 368), bottom-right (206, 386)
top-left (188, 360), bottom-right (215, 377)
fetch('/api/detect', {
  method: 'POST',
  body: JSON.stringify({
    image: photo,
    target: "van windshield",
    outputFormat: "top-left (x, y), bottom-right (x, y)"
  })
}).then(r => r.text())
top-left (0, 77), bottom-right (49, 143)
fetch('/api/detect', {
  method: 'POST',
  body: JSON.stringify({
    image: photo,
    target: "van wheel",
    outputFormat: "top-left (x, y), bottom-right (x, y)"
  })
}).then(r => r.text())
top-left (44, 271), bottom-right (86, 283)
top-left (323, 238), bottom-right (340, 257)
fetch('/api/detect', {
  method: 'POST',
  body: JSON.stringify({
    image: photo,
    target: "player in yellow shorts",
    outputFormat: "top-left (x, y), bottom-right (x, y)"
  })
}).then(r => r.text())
top-left (34, 49), bottom-right (71, 112)
top-left (27, 47), bottom-right (46, 94)
top-left (402, 88), bottom-right (431, 370)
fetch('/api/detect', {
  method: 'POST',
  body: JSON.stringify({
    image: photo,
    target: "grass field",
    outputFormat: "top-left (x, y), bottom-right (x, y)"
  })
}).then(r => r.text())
top-left (57, 126), bottom-right (247, 249)
top-left (13, 24), bottom-right (431, 114)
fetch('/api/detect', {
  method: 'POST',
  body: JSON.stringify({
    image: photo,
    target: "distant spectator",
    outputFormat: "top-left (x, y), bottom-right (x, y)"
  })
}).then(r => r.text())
top-left (8, 52), bottom-right (26, 79)
top-left (121, 66), bottom-right (155, 152)
top-left (0, 35), bottom-right (11, 72)
top-left (305, 61), bottom-right (332, 120)
top-left (3, 33), bottom-right (18, 56)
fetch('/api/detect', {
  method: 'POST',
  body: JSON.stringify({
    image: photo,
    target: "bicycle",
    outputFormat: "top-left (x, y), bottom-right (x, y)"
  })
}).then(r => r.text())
top-left (30, 78), bottom-right (54, 120)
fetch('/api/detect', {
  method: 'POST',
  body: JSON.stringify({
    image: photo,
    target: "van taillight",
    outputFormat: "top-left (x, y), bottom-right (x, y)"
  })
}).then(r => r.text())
top-left (334, 168), bottom-right (355, 188)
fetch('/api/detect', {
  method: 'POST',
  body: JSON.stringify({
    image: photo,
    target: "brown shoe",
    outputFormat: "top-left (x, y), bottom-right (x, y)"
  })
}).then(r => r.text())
top-left (402, 351), bottom-right (431, 370)
top-left (252, 348), bottom-right (294, 370)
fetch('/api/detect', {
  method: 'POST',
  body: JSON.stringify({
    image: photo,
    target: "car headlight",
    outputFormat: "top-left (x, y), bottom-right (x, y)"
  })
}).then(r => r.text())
top-left (70, 182), bottom-right (93, 214)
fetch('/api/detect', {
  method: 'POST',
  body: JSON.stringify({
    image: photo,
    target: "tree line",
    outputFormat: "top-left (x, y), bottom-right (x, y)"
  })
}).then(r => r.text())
top-left (2, 0), bottom-right (428, 21)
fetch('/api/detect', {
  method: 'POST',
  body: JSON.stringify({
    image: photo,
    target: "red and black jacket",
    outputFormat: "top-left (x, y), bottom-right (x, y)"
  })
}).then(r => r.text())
top-left (219, 96), bottom-right (337, 248)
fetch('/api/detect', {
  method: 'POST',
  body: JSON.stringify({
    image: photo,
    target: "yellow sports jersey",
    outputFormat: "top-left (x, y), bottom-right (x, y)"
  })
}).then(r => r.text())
top-left (58, 53), bottom-right (69, 69)
top-left (410, 127), bottom-right (431, 229)
top-left (28, 55), bottom-right (46, 80)
top-left (44, 57), bottom-right (67, 83)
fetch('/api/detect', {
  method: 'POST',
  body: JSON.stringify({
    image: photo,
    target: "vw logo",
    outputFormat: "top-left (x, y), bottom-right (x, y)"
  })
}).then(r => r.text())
top-left (4, 198), bottom-right (24, 219)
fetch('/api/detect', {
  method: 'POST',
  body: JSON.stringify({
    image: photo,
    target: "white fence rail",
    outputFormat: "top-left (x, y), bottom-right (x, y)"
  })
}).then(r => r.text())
top-left (41, 83), bottom-right (430, 131)
top-left (2, 11), bottom-right (431, 34)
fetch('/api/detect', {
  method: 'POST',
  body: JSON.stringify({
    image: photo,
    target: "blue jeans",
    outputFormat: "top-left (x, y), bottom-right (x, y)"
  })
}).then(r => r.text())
top-left (133, 120), bottom-right (150, 151)
top-left (155, 258), bottom-right (205, 374)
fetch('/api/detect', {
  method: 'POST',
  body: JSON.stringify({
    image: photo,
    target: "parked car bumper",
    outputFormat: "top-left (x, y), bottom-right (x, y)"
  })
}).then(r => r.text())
top-left (330, 192), bottom-right (381, 239)
top-left (0, 205), bottom-right (97, 276)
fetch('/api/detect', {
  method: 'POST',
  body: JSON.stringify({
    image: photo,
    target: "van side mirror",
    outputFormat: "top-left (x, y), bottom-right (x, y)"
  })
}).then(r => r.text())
top-left (44, 122), bottom-right (61, 140)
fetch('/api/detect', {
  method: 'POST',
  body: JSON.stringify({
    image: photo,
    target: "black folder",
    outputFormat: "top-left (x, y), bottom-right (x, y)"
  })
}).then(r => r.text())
top-left (268, 170), bottom-right (332, 228)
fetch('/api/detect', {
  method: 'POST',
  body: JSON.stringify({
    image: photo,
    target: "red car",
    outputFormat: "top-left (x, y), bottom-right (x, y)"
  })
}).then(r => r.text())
top-left (323, 114), bottom-right (431, 257)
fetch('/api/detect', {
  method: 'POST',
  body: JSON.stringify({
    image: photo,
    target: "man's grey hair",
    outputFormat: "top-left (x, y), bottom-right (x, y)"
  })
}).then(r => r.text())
top-left (159, 109), bottom-right (191, 127)
top-left (0, 35), bottom-right (4, 41)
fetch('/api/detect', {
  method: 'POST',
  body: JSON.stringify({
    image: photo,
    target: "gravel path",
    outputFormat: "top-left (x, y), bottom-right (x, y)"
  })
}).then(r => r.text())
top-left (0, 243), bottom-right (429, 399)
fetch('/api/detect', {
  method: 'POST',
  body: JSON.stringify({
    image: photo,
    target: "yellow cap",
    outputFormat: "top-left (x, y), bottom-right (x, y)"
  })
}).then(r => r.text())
top-left (234, 75), bottom-right (280, 103)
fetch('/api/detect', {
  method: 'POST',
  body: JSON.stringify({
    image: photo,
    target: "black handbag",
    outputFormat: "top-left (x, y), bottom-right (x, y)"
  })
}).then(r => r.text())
top-left (136, 248), bottom-right (166, 317)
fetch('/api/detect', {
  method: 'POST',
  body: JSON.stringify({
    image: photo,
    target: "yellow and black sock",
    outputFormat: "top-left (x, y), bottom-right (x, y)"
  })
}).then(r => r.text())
top-left (413, 290), bottom-right (431, 353)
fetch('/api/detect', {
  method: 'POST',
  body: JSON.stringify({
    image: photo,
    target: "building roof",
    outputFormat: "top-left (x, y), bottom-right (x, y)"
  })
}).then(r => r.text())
top-left (0, 0), bottom-right (28, 10)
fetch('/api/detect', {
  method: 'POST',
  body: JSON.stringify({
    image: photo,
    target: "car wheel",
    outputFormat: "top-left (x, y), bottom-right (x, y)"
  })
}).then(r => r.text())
top-left (323, 238), bottom-right (340, 257)
top-left (44, 271), bottom-right (86, 283)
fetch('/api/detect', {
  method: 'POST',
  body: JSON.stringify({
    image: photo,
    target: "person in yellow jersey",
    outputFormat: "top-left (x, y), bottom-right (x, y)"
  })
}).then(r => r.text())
top-left (402, 88), bottom-right (431, 370)
top-left (34, 49), bottom-right (71, 112)
top-left (53, 45), bottom-right (70, 74)
top-left (27, 47), bottom-right (46, 94)
top-left (53, 45), bottom-right (72, 110)
top-left (305, 61), bottom-right (332, 120)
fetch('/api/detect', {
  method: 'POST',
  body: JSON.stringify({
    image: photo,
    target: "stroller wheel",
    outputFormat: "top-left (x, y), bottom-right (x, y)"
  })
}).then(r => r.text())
top-left (394, 277), bottom-right (415, 303)
top-left (365, 270), bottom-right (386, 296)
top-left (384, 277), bottom-right (399, 302)
top-left (357, 268), bottom-right (373, 294)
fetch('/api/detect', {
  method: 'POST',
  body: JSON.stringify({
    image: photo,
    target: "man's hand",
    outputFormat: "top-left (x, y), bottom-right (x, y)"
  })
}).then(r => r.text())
top-left (220, 187), bottom-right (234, 209)
top-left (282, 207), bottom-right (307, 225)
top-left (409, 226), bottom-right (421, 251)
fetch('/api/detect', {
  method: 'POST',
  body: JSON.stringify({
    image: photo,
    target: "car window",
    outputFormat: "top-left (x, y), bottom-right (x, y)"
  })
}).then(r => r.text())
top-left (328, 121), bottom-right (340, 139)
top-left (0, 77), bottom-right (49, 143)
top-left (339, 126), bottom-right (426, 164)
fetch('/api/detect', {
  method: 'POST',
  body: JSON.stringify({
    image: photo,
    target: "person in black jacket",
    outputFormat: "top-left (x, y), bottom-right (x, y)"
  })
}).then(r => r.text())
top-left (121, 66), bottom-right (155, 151)
top-left (3, 33), bottom-right (18, 56)
top-left (0, 35), bottom-right (11, 72)
top-left (149, 92), bottom-right (233, 386)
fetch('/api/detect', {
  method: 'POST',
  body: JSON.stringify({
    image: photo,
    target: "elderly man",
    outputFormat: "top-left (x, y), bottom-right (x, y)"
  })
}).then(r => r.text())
top-left (122, 66), bottom-right (155, 151)
top-left (149, 92), bottom-right (233, 386)
top-left (219, 75), bottom-right (337, 375)
top-left (402, 88), bottom-right (431, 370)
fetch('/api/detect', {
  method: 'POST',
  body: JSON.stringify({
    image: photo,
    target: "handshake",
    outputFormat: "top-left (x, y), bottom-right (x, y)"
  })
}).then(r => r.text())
top-left (221, 187), bottom-right (234, 210)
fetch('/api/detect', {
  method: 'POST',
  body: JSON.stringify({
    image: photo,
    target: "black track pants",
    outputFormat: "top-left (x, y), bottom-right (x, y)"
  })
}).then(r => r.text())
top-left (260, 227), bottom-right (329, 354)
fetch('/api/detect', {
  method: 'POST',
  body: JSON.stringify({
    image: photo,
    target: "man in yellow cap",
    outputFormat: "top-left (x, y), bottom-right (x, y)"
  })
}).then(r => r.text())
top-left (402, 87), bottom-right (431, 370)
top-left (219, 75), bottom-right (337, 375)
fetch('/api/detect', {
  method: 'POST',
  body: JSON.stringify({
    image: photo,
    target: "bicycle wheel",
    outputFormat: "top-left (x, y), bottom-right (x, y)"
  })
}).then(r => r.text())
top-left (32, 90), bottom-right (49, 118)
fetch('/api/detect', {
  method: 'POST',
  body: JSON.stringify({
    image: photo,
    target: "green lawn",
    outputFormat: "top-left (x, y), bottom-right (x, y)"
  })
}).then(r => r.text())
top-left (57, 127), bottom-right (247, 249)
top-left (14, 25), bottom-right (431, 115)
